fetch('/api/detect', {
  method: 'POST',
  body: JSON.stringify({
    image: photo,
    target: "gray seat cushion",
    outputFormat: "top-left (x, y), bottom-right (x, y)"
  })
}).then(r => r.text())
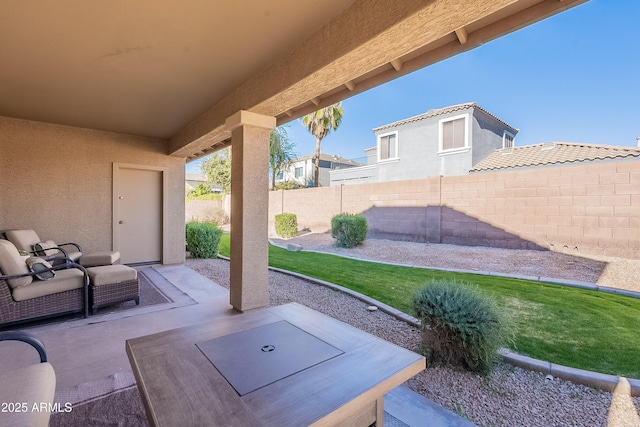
top-left (88, 265), bottom-right (137, 286)
top-left (5, 230), bottom-right (81, 261)
top-left (79, 251), bottom-right (120, 267)
top-left (0, 239), bottom-right (32, 288)
top-left (4, 229), bottom-right (40, 253)
top-left (66, 251), bottom-right (83, 262)
top-left (11, 268), bottom-right (85, 301)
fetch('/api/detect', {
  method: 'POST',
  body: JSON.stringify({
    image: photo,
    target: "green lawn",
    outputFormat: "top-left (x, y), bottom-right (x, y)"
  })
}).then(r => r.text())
top-left (217, 234), bottom-right (640, 378)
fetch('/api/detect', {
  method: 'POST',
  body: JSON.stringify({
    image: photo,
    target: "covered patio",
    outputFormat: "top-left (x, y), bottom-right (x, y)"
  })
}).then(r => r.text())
top-left (0, 265), bottom-right (468, 426)
top-left (0, 0), bottom-right (588, 425)
top-left (0, 0), bottom-right (587, 310)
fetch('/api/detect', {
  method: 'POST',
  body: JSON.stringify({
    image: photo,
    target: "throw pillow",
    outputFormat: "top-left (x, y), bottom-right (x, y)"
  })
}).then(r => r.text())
top-left (26, 257), bottom-right (55, 281)
top-left (34, 240), bottom-right (59, 257)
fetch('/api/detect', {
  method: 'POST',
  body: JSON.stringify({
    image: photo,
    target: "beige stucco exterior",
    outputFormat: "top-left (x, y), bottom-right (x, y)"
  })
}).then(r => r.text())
top-left (0, 116), bottom-right (185, 264)
top-left (228, 112), bottom-right (276, 311)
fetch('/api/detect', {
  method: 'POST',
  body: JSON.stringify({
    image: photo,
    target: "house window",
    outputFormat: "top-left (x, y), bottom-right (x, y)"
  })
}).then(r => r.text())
top-left (378, 132), bottom-right (398, 161)
top-left (294, 167), bottom-right (303, 178)
top-left (503, 131), bottom-right (515, 148)
top-left (439, 115), bottom-right (468, 152)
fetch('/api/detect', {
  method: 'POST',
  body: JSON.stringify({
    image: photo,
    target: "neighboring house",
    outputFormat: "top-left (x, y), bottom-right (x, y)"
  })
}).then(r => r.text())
top-left (470, 142), bottom-right (640, 173)
top-left (330, 102), bottom-right (518, 185)
top-left (185, 173), bottom-right (223, 193)
top-left (274, 153), bottom-right (362, 188)
top-left (185, 173), bottom-right (207, 191)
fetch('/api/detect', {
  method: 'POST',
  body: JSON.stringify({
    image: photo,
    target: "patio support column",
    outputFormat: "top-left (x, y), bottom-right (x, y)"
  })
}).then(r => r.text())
top-left (226, 111), bottom-right (276, 312)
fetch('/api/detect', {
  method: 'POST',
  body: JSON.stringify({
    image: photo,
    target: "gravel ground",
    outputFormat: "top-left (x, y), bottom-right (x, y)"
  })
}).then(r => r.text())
top-left (185, 234), bottom-right (640, 427)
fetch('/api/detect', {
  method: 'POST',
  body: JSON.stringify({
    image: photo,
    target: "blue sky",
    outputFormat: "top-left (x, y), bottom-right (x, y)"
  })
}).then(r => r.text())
top-left (188, 0), bottom-right (639, 171)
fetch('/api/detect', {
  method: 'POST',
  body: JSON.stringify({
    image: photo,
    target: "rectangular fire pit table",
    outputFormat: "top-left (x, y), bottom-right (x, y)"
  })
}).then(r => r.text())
top-left (126, 302), bottom-right (425, 427)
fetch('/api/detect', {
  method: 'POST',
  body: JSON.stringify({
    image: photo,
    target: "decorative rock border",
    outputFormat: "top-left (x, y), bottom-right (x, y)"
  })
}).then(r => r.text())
top-left (502, 350), bottom-right (640, 397)
top-left (221, 243), bottom-right (640, 396)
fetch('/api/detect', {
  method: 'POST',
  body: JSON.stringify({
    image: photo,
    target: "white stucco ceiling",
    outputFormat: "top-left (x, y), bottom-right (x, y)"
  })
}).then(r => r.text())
top-left (0, 0), bottom-right (355, 139)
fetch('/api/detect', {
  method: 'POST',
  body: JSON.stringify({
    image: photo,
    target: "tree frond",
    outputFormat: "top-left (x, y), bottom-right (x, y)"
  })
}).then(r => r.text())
top-left (300, 102), bottom-right (344, 140)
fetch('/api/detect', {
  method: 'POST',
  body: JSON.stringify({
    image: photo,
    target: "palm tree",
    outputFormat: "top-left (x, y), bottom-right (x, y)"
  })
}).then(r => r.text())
top-left (269, 126), bottom-right (297, 190)
top-left (300, 102), bottom-right (343, 187)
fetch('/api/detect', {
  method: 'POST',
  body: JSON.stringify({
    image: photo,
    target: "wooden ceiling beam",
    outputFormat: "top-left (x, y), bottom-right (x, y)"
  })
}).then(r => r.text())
top-left (455, 27), bottom-right (468, 44)
top-left (390, 59), bottom-right (403, 71)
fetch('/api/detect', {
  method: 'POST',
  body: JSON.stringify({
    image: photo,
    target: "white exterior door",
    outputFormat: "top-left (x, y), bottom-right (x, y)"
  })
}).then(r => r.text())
top-left (113, 164), bottom-right (164, 264)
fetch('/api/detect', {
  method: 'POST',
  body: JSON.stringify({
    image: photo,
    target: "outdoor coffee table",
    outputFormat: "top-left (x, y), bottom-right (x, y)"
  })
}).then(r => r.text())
top-left (126, 302), bottom-right (425, 426)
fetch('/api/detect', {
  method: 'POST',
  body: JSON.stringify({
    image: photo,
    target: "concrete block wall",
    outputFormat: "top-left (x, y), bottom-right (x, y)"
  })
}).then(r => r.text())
top-left (440, 161), bottom-right (640, 257)
top-left (267, 160), bottom-right (640, 259)
top-left (341, 178), bottom-right (440, 242)
top-left (439, 171), bottom-right (550, 250)
top-left (268, 186), bottom-right (343, 233)
top-left (185, 199), bottom-right (225, 223)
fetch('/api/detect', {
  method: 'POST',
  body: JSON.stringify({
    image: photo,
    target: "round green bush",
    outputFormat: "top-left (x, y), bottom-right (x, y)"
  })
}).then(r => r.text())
top-left (185, 221), bottom-right (223, 258)
top-left (330, 213), bottom-right (368, 248)
top-left (413, 279), bottom-right (510, 374)
top-left (275, 213), bottom-right (298, 238)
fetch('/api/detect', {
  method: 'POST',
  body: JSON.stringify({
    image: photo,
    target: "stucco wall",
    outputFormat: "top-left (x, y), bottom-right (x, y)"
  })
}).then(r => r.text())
top-left (336, 107), bottom-right (513, 185)
top-left (471, 109), bottom-right (510, 166)
top-left (375, 118), bottom-right (443, 181)
top-left (0, 116), bottom-right (185, 264)
top-left (269, 160), bottom-right (640, 259)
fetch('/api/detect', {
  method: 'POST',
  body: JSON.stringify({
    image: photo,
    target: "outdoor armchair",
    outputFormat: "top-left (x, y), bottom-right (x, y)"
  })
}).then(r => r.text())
top-left (0, 331), bottom-right (56, 427)
top-left (4, 229), bottom-right (82, 264)
top-left (0, 239), bottom-right (89, 326)
top-left (3, 229), bottom-right (120, 267)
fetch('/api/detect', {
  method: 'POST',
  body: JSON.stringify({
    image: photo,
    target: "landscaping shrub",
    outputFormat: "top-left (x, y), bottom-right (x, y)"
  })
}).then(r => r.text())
top-left (185, 192), bottom-right (223, 202)
top-left (185, 221), bottom-right (223, 258)
top-left (274, 180), bottom-right (297, 190)
top-left (413, 279), bottom-right (510, 374)
top-left (331, 213), bottom-right (368, 248)
top-left (185, 184), bottom-right (224, 201)
top-left (275, 213), bottom-right (298, 238)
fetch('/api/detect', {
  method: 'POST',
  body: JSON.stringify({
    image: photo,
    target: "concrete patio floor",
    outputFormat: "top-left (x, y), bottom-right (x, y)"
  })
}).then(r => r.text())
top-left (0, 265), bottom-right (475, 427)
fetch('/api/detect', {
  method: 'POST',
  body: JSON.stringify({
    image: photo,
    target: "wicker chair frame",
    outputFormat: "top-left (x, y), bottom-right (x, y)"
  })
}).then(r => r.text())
top-left (0, 262), bottom-right (89, 327)
top-left (90, 278), bottom-right (139, 315)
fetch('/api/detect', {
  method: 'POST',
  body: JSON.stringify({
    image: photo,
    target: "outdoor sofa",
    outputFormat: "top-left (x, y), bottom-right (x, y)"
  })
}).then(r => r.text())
top-left (0, 239), bottom-right (89, 327)
top-left (0, 331), bottom-right (56, 427)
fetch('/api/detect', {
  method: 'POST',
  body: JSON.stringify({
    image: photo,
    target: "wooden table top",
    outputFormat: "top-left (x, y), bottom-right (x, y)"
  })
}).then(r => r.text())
top-left (126, 303), bottom-right (425, 427)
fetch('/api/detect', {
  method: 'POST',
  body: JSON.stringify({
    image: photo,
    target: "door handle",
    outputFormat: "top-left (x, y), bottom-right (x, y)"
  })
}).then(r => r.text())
top-left (119, 220), bottom-right (124, 224)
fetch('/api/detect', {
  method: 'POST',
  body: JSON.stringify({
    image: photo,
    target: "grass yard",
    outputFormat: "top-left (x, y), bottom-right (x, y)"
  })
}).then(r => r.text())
top-left (217, 234), bottom-right (640, 379)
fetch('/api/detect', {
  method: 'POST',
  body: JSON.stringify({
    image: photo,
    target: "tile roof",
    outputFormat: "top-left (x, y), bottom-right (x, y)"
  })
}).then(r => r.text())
top-left (470, 142), bottom-right (640, 172)
top-left (372, 102), bottom-right (517, 133)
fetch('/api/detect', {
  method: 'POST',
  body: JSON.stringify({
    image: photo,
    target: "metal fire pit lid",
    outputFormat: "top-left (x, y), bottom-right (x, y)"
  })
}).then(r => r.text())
top-left (197, 320), bottom-right (343, 396)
